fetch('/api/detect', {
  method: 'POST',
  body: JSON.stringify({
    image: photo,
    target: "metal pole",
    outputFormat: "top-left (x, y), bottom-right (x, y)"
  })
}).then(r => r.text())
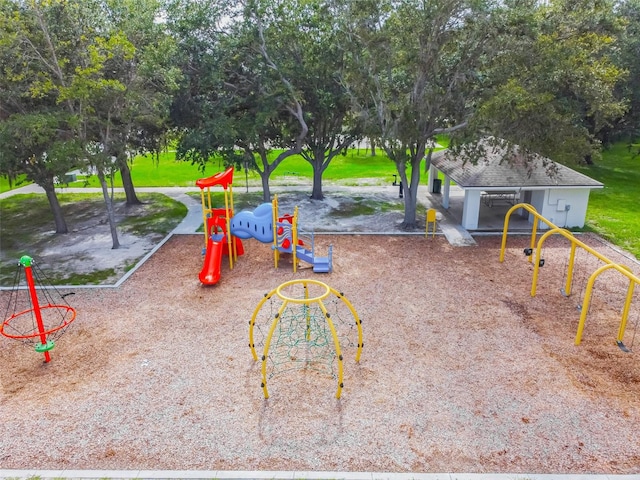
top-left (20, 256), bottom-right (51, 363)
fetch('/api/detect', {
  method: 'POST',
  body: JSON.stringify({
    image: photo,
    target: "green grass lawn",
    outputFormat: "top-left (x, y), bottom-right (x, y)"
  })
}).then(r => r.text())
top-left (574, 142), bottom-right (640, 259)
top-left (1, 136), bottom-right (638, 259)
top-left (0, 136), bottom-right (452, 192)
top-left (49, 149), bottom-right (422, 188)
top-left (0, 174), bottom-right (28, 194)
top-left (0, 193), bottom-right (186, 285)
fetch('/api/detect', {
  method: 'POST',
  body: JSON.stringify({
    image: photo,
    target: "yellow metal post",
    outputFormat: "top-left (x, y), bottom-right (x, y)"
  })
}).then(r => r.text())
top-left (617, 273), bottom-right (636, 344)
top-left (328, 287), bottom-right (363, 362)
top-left (292, 207), bottom-right (299, 273)
top-left (222, 187), bottom-right (234, 270)
top-left (249, 291), bottom-right (274, 361)
top-left (206, 188), bottom-right (213, 216)
top-left (199, 190), bottom-right (209, 248)
top-left (563, 242), bottom-right (577, 296)
top-left (575, 263), bottom-right (637, 345)
top-left (575, 264), bottom-right (616, 345)
top-left (529, 218), bottom-right (538, 264)
top-left (318, 300), bottom-right (344, 399)
top-left (500, 203), bottom-right (546, 263)
top-left (304, 281), bottom-right (311, 341)
top-left (531, 228), bottom-right (572, 297)
top-left (499, 203), bottom-right (582, 264)
top-left (228, 183), bottom-right (237, 264)
top-left (261, 300), bottom-right (289, 399)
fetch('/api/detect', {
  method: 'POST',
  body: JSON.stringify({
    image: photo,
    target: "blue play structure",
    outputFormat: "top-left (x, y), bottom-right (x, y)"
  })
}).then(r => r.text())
top-left (230, 195), bottom-right (332, 273)
top-left (230, 202), bottom-right (274, 243)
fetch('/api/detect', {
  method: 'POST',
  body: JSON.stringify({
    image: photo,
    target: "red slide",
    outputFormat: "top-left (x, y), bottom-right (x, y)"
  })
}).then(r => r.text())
top-left (199, 233), bottom-right (224, 285)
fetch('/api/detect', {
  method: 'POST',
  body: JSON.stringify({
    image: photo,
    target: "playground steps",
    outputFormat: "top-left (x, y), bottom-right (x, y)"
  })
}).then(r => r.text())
top-left (296, 245), bottom-right (332, 273)
top-left (312, 257), bottom-right (331, 273)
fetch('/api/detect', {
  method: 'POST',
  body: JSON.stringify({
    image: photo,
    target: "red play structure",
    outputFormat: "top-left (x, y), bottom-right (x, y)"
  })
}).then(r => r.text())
top-left (196, 167), bottom-right (244, 285)
top-left (196, 166), bottom-right (332, 285)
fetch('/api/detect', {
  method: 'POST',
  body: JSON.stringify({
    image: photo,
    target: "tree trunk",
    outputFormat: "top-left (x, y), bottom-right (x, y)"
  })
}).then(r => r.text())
top-left (120, 161), bottom-right (142, 205)
top-left (401, 182), bottom-right (419, 230)
top-left (42, 180), bottom-right (68, 234)
top-left (398, 159), bottom-right (422, 230)
top-left (310, 147), bottom-right (326, 200)
top-left (260, 171), bottom-right (271, 202)
top-left (311, 164), bottom-right (324, 200)
top-left (252, 149), bottom-right (273, 202)
top-left (97, 168), bottom-right (120, 249)
top-left (252, 146), bottom-right (306, 202)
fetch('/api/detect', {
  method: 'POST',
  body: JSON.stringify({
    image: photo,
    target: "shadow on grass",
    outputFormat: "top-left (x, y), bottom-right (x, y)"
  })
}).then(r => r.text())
top-left (0, 193), bottom-right (186, 286)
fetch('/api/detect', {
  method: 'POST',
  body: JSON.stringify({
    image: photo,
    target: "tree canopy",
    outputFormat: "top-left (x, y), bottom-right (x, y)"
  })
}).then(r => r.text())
top-left (1, 0), bottom-right (637, 232)
top-left (0, 0), bottom-right (179, 242)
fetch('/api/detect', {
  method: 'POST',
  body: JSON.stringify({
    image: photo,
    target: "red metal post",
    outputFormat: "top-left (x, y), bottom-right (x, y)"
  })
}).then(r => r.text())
top-left (23, 264), bottom-right (51, 363)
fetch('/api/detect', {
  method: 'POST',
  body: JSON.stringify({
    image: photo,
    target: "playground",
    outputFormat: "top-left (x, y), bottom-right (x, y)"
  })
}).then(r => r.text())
top-left (1, 222), bottom-right (639, 473)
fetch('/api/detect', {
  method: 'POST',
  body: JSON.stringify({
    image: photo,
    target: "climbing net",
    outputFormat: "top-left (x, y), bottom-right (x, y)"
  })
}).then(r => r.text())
top-left (249, 279), bottom-right (362, 399)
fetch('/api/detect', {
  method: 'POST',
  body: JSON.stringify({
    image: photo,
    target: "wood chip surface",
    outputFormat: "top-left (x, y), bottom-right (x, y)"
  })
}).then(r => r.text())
top-left (1, 233), bottom-right (639, 474)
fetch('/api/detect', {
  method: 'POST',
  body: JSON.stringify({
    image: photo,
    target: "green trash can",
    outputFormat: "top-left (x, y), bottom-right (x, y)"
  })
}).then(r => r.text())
top-left (432, 178), bottom-right (442, 194)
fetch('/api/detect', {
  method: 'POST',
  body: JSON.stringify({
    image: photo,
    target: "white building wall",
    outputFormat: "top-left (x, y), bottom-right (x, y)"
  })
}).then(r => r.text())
top-left (532, 188), bottom-right (593, 229)
top-left (528, 190), bottom-right (547, 228)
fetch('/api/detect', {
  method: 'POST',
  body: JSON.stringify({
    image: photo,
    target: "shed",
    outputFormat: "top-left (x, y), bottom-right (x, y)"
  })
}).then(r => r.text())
top-left (427, 145), bottom-right (604, 230)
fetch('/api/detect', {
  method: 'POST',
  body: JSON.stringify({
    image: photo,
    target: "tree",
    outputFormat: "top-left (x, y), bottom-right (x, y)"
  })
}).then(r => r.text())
top-left (99, 0), bottom-right (181, 205)
top-left (253, 0), bottom-right (359, 200)
top-left (468, 0), bottom-right (626, 166)
top-left (341, 0), bottom-right (626, 229)
top-left (244, 1), bottom-right (317, 200)
top-left (610, 0), bottom-right (640, 143)
top-left (341, 0), bottom-right (493, 229)
top-left (0, 0), bottom-right (85, 234)
top-left (168, 0), bottom-right (309, 201)
top-left (0, 113), bottom-right (81, 233)
top-left (29, 0), bottom-right (136, 248)
top-left (0, 0), bottom-right (178, 247)
top-left (167, 0), bottom-right (248, 180)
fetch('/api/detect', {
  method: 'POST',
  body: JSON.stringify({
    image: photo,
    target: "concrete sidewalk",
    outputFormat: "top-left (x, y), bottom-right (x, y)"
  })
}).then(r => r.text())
top-left (0, 470), bottom-right (636, 480)
top-left (1, 183), bottom-right (480, 246)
